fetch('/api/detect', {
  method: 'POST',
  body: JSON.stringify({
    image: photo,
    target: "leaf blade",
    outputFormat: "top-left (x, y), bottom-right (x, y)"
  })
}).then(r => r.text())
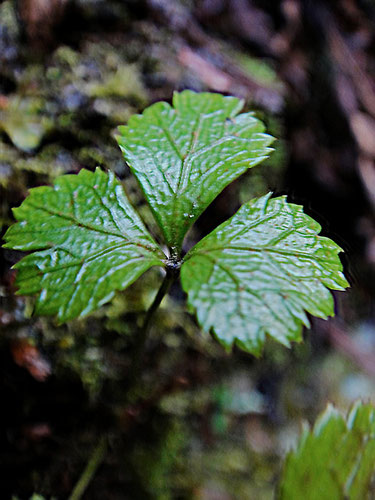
top-left (4, 168), bottom-right (165, 322)
top-left (116, 90), bottom-right (274, 250)
top-left (181, 193), bottom-right (348, 355)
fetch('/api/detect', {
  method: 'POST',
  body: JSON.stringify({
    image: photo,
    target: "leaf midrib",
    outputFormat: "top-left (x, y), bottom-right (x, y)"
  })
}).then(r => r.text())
top-left (185, 244), bottom-right (325, 262)
top-left (26, 201), bottom-right (158, 254)
top-left (16, 241), bottom-right (161, 281)
top-left (166, 105), bottom-right (207, 245)
top-left (151, 105), bottom-right (251, 246)
top-left (196, 252), bottom-right (294, 332)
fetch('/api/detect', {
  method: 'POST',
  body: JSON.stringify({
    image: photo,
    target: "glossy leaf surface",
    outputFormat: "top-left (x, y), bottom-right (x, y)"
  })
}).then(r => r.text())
top-left (279, 402), bottom-right (375, 500)
top-left (181, 193), bottom-right (348, 355)
top-left (3, 168), bottom-right (164, 322)
top-left (116, 90), bottom-right (274, 250)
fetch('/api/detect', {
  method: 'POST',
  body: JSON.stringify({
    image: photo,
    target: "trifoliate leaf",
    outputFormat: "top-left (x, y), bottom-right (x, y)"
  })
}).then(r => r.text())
top-left (3, 168), bottom-right (164, 322)
top-left (279, 401), bottom-right (375, 500)
top-left (181, 193), bottom-right (348, 355)
top-left (116, 90), bottom-right (274, 251)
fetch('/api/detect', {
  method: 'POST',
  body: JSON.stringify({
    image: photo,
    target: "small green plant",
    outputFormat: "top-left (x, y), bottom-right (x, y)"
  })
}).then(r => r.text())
top-left (279, 401), bottom-right (375, 499)
top-left (3, 90), bottom-right (348, 355)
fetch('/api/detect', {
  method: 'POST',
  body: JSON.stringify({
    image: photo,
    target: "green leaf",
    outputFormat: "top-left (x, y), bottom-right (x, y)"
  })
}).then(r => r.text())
top-left (116, 90), bottom-right (274, 251)
top-left (181, 193), bottom-right (348, 355)
top-left (279, 401), bottom-right (375, 500)
top-left (3, 168), bottom-right (164, 322)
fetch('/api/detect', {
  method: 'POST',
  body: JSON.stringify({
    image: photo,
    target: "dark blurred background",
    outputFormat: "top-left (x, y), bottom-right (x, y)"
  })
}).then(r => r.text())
top-left (1, 0), bottom-right (375, 498)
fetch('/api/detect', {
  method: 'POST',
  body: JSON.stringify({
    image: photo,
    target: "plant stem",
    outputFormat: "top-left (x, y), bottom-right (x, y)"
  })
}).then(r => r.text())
top-left (68, 435), bottom-right (107, 500)
top-left (130, 269), bottom-right (175, 377)
top-left (142, 270), bottom-right (174, 339)
top-left (68, 269), bottom-right (176, 498)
